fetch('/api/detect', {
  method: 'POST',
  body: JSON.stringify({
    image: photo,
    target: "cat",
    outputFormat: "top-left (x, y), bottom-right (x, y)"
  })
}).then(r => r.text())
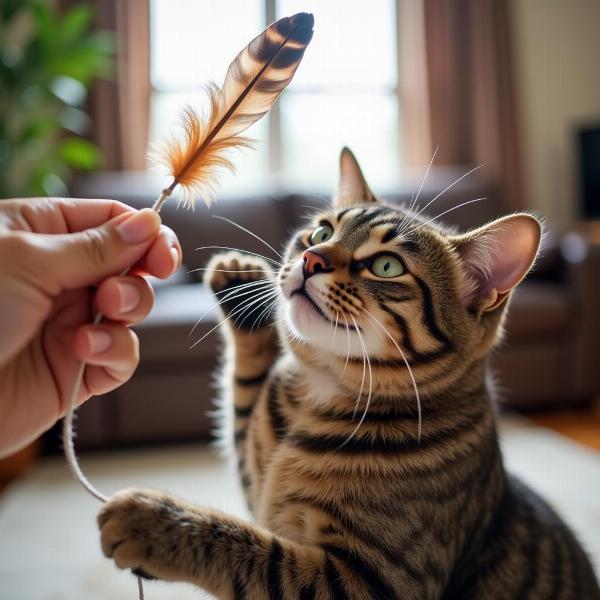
top-left (98, 147), bottom-right (600, 599)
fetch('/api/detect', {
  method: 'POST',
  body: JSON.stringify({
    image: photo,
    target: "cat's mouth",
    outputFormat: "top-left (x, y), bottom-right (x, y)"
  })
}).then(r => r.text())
top-left (291, 286), bottom-right (359, 331)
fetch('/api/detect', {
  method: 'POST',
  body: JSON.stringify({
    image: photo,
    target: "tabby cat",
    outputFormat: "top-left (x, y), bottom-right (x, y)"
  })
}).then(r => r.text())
top-left (98, 148), bottom-right (600, 599)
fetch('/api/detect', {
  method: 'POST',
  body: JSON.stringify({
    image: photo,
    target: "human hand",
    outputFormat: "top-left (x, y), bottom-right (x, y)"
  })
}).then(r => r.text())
top-left (0, 198), bottom-right (182, 458)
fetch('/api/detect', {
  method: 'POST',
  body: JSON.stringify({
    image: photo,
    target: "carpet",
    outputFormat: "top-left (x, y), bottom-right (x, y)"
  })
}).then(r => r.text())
top-left (0, 415), bottom-right (598, 599)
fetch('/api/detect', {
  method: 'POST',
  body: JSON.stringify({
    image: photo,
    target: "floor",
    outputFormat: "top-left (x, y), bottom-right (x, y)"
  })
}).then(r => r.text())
top-left (0, 414), bottom-right (599, 599)
top-left (531, 402), bottom-right (600, 452)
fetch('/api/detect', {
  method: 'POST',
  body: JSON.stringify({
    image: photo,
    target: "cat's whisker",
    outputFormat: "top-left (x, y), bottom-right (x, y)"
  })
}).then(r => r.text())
top-left (213, 278), bottom-right (276, 297)
top-left (190, 288), bottom-right (279, 349)
top-left (401, 165), bottom-right (483, 234)
top-left (235, 290), bottom-right (280, 330)
top-left (338, 314), bottom-right (373, 449)
top-left (212, 215), bottom-right (284, 261)
top-left (361, 308), bottom-right (422, 442)
top-left (406, 197), bottom-right (487, 236)
top-left (348, 314), bottom-right (366, 421)
top-left (341, 313), bottom-right (352, 376)
top-left (248, 294), bottom-right (280, 334)
top-left (228, 286), bottom-right (280, 326)
top-left (189, 268), bottom-right (275, 274)
top-left (189, 279), bottom-right (275, 338)
top-left (330, 310), bottom-right (340, 345)
top-left (397, 145), bottom-right (439, 233)
top-left (195, 246), bottom-right (283, 267)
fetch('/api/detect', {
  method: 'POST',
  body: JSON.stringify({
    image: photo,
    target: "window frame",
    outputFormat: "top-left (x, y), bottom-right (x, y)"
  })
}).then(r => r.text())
top-left (148, 0), bottom-right (431, 179)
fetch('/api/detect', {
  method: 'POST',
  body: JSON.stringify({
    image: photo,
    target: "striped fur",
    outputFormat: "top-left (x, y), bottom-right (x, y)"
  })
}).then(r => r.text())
top-left (98, 152), bottom-right (599, 599)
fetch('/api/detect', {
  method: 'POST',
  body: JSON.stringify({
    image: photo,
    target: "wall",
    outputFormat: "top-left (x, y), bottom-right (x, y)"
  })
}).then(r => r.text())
top-left (510, 0), bottom-right (600, 225)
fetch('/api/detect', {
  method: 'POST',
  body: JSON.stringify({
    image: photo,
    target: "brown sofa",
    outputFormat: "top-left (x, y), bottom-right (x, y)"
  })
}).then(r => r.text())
top-left (67, 170), bottom-right (600, 448)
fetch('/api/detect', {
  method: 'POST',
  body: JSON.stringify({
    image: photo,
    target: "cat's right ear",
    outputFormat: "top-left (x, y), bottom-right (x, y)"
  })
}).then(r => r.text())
top-left (451, 214), bottom-right (542, 313)
top-left (334, 147), bottom-right (377, 208)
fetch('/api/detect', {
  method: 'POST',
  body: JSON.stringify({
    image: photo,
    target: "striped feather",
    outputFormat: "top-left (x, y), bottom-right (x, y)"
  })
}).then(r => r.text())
top-left (153, 12), bottom-right (314, 208)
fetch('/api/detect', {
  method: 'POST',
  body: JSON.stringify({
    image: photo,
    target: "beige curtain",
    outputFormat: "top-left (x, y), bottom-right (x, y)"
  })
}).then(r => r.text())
top-left (89, 0), bottom-right (151, 170)
top-left (423, 0), bottom-right (524, 210)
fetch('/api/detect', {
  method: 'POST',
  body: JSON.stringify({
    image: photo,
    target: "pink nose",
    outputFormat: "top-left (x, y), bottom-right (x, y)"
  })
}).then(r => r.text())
top-left (303, 249), bottom-right (328, 275)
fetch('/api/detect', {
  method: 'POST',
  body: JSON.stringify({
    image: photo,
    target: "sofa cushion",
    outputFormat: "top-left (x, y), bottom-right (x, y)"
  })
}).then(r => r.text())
top-left (135, 283), bottom-right (219, 361)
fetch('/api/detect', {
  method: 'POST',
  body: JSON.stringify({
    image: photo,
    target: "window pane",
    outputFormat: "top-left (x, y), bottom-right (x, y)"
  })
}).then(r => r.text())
top-left (277, 0), bottom-right (396, 89)
top-left (149, 91), bottom-right (269, 198)
top-left (151, 0), bottom-right (263, 89)
top-left (279, 93), bottom-right (402, 192)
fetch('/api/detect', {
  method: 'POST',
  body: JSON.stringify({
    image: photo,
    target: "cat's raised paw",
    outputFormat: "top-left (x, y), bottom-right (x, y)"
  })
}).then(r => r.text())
top-left (204, 252), bottom-right (277, 328)
top-left (204, 250), bottom-right (273, 294)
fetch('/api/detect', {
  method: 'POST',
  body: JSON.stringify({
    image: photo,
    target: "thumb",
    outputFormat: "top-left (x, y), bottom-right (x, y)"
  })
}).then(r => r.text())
top-left (31, 208), bottom-right (162, 293)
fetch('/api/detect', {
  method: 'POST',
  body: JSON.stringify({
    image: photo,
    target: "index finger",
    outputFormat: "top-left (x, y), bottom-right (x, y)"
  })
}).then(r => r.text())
top-left (7, 197), bottom-right (135, 234)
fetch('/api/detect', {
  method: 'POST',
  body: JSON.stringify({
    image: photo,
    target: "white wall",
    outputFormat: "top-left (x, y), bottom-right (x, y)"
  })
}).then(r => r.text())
top-left (510, 0), bottom-right (600, 225)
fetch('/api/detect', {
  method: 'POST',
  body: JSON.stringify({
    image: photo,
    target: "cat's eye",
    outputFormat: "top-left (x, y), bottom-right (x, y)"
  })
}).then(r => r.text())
top-left (309, 223), bottom-right (334, 245)
top-left (370, 254), bottom-right (404, 278)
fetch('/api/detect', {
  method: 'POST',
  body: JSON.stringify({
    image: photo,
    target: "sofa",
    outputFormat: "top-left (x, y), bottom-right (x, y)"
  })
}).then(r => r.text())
top-left (65, 170), bottom-right (600, 448)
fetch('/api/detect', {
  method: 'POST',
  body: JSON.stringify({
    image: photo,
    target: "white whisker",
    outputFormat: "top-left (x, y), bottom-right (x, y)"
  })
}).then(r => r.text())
top-left (341, 313), bottom-right (352, 375)
top-left (406, 165), bottom-right (483, 228)
top-left (213, 278), bottom-right (275, 298)
top-left (235, 290), bottom-right (280, 329)
top-left (361, 309), bottom-right (422, 442)
top-left (189, 288), bottom-right (279, 349)
top-left (248, 294), bottom-right (280, 333)
top-left (188, 268), bottom-right (273, 274)
top-left (189, 279), bottom-right (275, 338)
top-left (331, 310), bottom-right (340, 345)
top-left (212, 215), bottom-right (284, 261)
top-left (338, 314), bottom-right (372, 448)
top-left (195, 246), bottom-right (282, 267)
top-left (398, 146), bottom-right (439, 232)
top-left (406, 197), bottom-right (487, 235)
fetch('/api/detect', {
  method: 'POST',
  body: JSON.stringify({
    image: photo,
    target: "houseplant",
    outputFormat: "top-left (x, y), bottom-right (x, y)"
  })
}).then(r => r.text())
top-left (0, 0), bottom-right (113, 198)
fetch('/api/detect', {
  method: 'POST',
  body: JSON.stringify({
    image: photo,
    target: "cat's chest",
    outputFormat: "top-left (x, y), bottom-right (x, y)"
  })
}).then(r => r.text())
top-left (253, 446), bottom-right (343, 545)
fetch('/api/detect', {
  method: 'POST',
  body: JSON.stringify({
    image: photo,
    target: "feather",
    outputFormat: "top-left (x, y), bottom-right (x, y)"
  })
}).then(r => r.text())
top-left (152, 12), bottom-right (314, 209)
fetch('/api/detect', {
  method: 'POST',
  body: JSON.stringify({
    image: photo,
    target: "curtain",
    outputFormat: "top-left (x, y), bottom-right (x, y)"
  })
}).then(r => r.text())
top-left (423, 0), bottom-right (524, 210)
top-left (89, 0), bottom-right (151, 171)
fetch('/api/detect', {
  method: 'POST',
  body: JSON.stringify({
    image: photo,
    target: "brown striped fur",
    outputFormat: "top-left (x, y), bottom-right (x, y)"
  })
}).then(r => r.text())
top-left (99, 149), bottom-right (599, 599)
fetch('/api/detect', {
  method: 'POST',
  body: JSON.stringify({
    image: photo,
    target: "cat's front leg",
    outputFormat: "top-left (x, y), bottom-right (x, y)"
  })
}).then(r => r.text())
top-left (205, 252), bottom-right (280, 500)
top-left (98, 487), bottom-right (367, 599)
top-left (204, 251), bottom-right (280, 386)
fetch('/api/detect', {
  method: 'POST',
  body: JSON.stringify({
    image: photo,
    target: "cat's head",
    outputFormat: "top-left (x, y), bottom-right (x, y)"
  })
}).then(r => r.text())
top-left (277, 148), bottom-right (541, 397)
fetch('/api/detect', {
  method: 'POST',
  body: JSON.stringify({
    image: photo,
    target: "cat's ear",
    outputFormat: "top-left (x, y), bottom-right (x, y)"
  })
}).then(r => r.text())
top-left (334, 147), bottom-right (376, 208)
top-left (452, 214), bottom-right (542, 312)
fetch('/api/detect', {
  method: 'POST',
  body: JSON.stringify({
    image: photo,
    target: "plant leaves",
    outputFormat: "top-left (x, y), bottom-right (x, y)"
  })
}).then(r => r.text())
top-left (58, 137), bottom-right (102, 170)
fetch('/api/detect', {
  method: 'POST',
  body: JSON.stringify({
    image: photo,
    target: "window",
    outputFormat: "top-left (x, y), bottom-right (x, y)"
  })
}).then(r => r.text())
top-left (150, 0), bottom-right (401, 197)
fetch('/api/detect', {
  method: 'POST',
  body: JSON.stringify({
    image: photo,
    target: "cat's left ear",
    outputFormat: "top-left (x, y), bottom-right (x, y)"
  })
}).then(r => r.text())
top-left (451, 214), bottom-right (542, 312)
top-left (334, 147), bottom-right (377, 208)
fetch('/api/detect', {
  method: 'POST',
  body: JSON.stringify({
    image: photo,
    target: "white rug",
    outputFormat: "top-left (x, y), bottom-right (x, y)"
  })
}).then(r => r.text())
top-left (0, 416), bottom-right (598, 600)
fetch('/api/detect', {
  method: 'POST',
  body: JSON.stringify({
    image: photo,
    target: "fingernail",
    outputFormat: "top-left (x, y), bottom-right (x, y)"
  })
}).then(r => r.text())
top-left (87, 330), bottom-right (111, 355)
top-left (116, 281), bottom-right (140, 313)
top-left (170, 247), bottom-right (180, 274)
top-left (116, 209), bottom-right (160, 245)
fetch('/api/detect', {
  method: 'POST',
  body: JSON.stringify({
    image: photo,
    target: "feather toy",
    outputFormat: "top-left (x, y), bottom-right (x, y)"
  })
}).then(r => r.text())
top-left (62, 13), bottom-right (313, 600)
top-left (152, 11), bottom-right (314, 210)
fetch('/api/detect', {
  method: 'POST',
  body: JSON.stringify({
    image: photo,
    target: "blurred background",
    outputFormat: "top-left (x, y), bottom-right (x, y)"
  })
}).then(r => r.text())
top-left (0, 1), bottom-right (599, 598)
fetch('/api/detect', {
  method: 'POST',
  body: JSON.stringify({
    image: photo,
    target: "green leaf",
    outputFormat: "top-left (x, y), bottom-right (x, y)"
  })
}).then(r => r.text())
top-left (58, 137), bottom-right (103, 170)
top-left (60, 4), bottom-right (93, 45)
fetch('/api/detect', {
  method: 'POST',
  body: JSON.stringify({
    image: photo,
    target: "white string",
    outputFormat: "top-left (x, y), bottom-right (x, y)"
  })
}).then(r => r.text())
top-left (62, 311), bottom-right (109, 502)
top-left (61, 189), bottom-right (170, 598)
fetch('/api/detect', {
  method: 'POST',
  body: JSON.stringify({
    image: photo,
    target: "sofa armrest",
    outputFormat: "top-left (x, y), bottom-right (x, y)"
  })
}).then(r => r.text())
top-left (560, 231), bottom-right (600, 399)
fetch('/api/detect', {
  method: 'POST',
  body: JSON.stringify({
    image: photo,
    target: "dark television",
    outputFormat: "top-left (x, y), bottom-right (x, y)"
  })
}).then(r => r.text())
top-left (578, 124), bottom-right (600, 218)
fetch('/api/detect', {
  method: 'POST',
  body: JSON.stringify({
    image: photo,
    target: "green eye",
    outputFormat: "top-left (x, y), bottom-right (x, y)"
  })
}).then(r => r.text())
top-left (309, 223), bottom-right (334, 245)
top-left (370, 255), bottom-right (404, 278)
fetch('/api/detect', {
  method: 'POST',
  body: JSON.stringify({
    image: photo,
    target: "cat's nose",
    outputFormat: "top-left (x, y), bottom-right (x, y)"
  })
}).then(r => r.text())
top-left (303, 249), bottom-right (329, 278)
